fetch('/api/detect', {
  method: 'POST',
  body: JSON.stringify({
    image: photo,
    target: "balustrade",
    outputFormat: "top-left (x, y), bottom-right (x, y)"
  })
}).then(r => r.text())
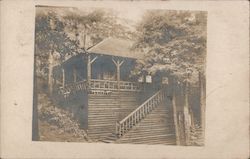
top-left (89, 79), bottom-right (140, 91)
top-left (55, 80), bottom-right (88, 99)
top-left (116, 89), bottom-right (166, 137)
top-left (54, 79), bottom-right (140, 100)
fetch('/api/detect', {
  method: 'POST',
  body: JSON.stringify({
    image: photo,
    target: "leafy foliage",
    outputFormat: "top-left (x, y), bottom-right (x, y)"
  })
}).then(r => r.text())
top-left (38, 93), bottom-right (90, 141)
top-left (35, 10), bottom-right (79, 78)
top-left (131, 10), bottom-right (207, 83)
top-left (63, 9), bottom-right (132, 49)
top-left (35, 7), bottom-right (132, 78)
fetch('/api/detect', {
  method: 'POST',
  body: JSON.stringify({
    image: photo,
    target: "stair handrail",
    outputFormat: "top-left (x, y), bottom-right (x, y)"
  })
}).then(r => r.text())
top-left (120, 90), bottom-right (162, 123)
top-left (116, 89), bottom-right (166, 137)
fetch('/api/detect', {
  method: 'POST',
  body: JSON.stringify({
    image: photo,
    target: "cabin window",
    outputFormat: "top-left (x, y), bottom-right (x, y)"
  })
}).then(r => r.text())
top-left (146, 75), bottom-right (152, 83)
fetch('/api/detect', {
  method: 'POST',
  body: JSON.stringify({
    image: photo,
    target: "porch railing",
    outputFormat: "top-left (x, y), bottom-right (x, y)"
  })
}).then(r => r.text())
top-left (89, 79), bottom-right (140, 91)
top-left (54, 79), bottom-right (140, 99)
top-left (116, 89), bottom-right (166, 137)
top-left (56, 80), bottom-right (88, 99)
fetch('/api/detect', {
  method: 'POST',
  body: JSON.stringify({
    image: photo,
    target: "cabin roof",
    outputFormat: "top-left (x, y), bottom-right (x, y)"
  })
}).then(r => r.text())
top-left (88, 37), bottom-right (142, 59)
top-left (55, 38), bottom-right (144, 68)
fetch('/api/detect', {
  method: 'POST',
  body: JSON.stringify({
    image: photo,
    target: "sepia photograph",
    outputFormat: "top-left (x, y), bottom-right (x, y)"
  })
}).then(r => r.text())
top-left (1, 0), bottom-right (249, 158)
top-left (32, 5), bottom-right (207, 146)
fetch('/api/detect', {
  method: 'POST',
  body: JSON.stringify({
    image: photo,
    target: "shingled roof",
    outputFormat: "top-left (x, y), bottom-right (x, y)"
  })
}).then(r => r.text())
top-left (88, 37), bottom-right (142, 59)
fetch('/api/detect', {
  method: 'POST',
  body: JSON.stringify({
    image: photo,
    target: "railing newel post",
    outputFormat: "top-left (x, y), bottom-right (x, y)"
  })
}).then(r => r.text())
top-left (116, 121), bottom-right (118, 135)
top-left (131, 114), bottom-right (133, 125)
top-left (134, 113), bottom-right (136, 125)
top-left (142, 106), bottom-right (145, 118)
top-left (127, 119), bottom-right (129, 130)
top-left (148, 102), bottom-right (151, 113)
top-left (120, 123), bottom-right (122, 137)
top-left (124, 121), bottom-right (126, 133)
top-left (138, 111), bottom-right (140, 122)
top-left (140, 108), bottom-right (142, 119)
top-left (122, 123), bottom-right (124, 136)
top-left (126, 120), bottom-right (128, 132)
top-left (136, 111), bottom-right (138, 123)
top-left (128, 117), bottom-right (130, 129)
top-left (146, 102), bottom-right (148, 111)
top-left (139, 109), bottom-right (141, 120)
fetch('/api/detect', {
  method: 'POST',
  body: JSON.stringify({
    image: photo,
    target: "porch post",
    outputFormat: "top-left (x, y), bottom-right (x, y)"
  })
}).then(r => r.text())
top-left (87, 54), bottom-right (98, 82)
top-left (117, 60), bottom-right (121, 89)
top-left (112, 58), bottom-right (124, 89)
top-left (87, 54), bottom-right (91, 82)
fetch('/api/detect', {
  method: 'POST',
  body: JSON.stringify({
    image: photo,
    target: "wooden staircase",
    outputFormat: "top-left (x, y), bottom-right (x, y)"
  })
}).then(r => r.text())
top-left (87, 91), bottom-right (140, 141)
top-left (102, 89), bottom-right (177, 145)
top-left (116, 98), bottom-right (176, 145)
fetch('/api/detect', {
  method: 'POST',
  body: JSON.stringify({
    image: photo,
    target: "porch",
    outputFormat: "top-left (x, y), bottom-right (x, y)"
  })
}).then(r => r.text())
top-left (55, 79), bottom-right (140, 99)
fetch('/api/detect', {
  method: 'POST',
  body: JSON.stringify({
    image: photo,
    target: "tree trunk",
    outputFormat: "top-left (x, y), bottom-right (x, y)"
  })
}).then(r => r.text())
top-left (32, 68), bottom-right (39, 141)
top-left (199, 72), bottom-right (206, 144)
top-left (62, 68), bottom-right (65, 88)
top-left (73, 66), bottom-right (77, 82)
top-left (183, 81), bottom-right (191, 145)
top-left (172, 88), bottom-right (180, 145)
top-left (48, 51), bottom-right (54, 96)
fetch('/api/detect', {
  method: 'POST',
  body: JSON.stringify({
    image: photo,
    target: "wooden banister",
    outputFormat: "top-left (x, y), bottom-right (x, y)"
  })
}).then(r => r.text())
top-left (116, 89), bottom-right (166, 137)
top-left (89, 79), bottom-right (140, 91)
top-left (56, 80), bottom-right (88, 98)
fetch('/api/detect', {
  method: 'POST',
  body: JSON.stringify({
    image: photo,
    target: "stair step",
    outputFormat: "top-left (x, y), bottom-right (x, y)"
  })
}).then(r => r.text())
top-left (88, 114), bottom-right (115, 117)
top-left (122, 126), bottom-right (174, 132)
top-left (121, 132), bottom-right (175, 138)
top-left (102, 139), bottom-right (115, 143)
top-left (88, 125), bottom-right (115, 128)
top-left (89, 102), bottom-right (138, 105)
top-left (119, 139), bottom-right (176, 144)
top-left (88, 118), bottom-right (115, 121)
top-left (88, 115), bottom-right (115, 118)
top-left (88, 131), bottom-right (113, 135)
top-left (118, 137), bottom-right (176, 143)
top-left (88, 129), bottom-right (115, 132)
top-left (138, 119), bottom-right (174, 124)
top-left (119, 134), bottom-right (175, 141)
top-left (105, 136), bottom-right (118, 140)
top-left (88, 127), bottom-right (115, 130)
top-left (88, 121), bottom-right (116, 124)
top-left (88, 122), bottom-right (116, 125)
top-left (88, 103), bottom-right (120, 106)
top-left (88, 131), bottom-right (114, 135)
top-left (117, 140), bottom-right (176, 145)
top-left (89, 96), bottom-right (138, 98)
top-left (88, 107), bottom-right (137, 110)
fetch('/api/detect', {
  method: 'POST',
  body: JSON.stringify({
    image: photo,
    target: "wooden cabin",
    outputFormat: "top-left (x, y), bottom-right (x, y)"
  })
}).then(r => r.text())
top-left (49, 38), bottom-right (176, 144)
